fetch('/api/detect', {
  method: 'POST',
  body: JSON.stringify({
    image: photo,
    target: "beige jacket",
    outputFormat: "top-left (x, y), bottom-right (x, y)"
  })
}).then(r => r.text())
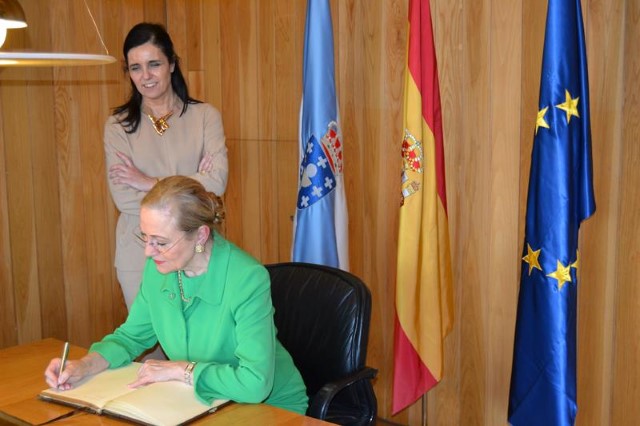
top-left (104, 101), bottom-right (228, 271)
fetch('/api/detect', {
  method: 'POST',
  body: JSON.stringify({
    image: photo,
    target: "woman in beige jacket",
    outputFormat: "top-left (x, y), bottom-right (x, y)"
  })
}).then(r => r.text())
top-left (105, 22), bottom-right (228, 310)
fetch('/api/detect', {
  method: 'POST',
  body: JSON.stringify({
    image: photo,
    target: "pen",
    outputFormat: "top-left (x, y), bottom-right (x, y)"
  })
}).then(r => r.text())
top-left (59, 341), bottom-right (70, 377)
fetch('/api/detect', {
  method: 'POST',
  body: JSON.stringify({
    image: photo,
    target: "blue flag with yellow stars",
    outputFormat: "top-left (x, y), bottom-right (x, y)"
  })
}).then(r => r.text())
top-left (508, 0), bottom-right (596, 424)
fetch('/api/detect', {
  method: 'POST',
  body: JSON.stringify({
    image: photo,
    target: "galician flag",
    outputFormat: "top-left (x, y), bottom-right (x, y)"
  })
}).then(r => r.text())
top-left (508, 0), bottom-right (596, 424)
top-left (292, 0), bottom-right (349, 270)
top-left (393, 0), bottom-right (454, 414)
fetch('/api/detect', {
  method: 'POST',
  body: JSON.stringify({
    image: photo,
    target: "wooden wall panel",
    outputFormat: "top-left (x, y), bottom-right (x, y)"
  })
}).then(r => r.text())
top-left (143, 0), bottom-right (166, 25)
top-left (49, 0), bottom-right (100, 345)
top-left (50, 4), bottom-right (94, 346)
top-left (276, 140), bottom-right (298, 261)
top-left (76, 1), bottom-right (119, 341)
top-left (335, 0), bottom-right (408, 420)
top-left (218, 2), bottom-right (243, 246)
top-left (2, 70), bottom-right (42, 343)
top-left (354, 0), bottom-right (406, 418)
top-left (273, 0), bottom-right (303, 262)
top-left (202, 0), bottom-right (223, 108)
top-left (610, 1), bottom-right (640, 424)
top-left (256, 0), bottom-right (278, 263)
top-left (458, 0), bottom-right (491, 422)
top-left (274, 0), bottom-right (302, 141)
top-left (486, 0), bottom-right (523, 423)
top-left (233, 0), bottom-right (262, 259)
top-left (29, 72), bottom-right (67, 342)
top-left (0, 97), bottom-right (17, 348)
top-left (101, 0), bottom-right (130, 324)
top-left (0, 0), bottom-right (638, 425)
top-left (165, 0), bottom-right (188, 71)
top-left (432, 0), bottom-right (464, 424)
top-left (577, 0), bottom-right (625, 424)
top-left (16, 0), bottom-right (65, 344)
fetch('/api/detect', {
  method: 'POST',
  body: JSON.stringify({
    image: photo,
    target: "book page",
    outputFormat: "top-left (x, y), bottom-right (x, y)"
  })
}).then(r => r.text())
top-left (104, 381), bottom-right (228, 426)
top-left (39, 363), bottom-right (142, 412)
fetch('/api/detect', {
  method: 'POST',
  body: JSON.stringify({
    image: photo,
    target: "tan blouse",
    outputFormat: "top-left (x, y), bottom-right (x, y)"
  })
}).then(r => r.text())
top-left (104, 101), bottom-right (228, 271)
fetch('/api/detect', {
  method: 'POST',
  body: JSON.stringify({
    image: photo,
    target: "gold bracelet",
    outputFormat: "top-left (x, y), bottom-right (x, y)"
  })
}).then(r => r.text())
top-left (184, 361), bottom-right (197, 385)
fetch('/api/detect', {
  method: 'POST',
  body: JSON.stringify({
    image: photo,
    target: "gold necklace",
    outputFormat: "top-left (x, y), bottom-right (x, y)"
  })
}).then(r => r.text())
top-left (177, 270), bottom-right (191, 303)
top-left (147, 111), bottom-right (173, 136)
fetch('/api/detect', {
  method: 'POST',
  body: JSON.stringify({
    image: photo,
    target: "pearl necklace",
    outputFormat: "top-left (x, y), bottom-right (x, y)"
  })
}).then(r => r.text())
top-left (177, 270), bottom-right (191, 303)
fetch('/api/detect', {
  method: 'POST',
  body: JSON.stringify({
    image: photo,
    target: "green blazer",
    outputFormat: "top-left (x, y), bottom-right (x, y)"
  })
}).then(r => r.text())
top-left (90, 233), bottom-right (308, 414)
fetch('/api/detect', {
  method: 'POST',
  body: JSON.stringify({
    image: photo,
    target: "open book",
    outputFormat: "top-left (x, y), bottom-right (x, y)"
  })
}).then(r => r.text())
top-left (39, 362), bottom-right (229, 426)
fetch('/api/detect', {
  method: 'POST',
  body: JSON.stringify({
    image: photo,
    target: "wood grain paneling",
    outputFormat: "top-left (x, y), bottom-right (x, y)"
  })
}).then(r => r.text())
top-left (577, 0), bottom-right (625, 425)
top-left (458, 0), bottom-right (491, 422)
top-left (484, 0), bottom-right (523, 422)
top-left (2, 68), bottom-right (42, 343)
top-left (0, 0), bottom-right (638, 425)
top-left (610, 1), bottom-right (640, 425)
top-left (432, 0), bottom-right (464, 423)
top-left (0, 95), bottom-right (17, 348)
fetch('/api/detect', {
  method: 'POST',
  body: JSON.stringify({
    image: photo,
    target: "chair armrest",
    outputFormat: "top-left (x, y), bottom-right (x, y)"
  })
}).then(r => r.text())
top-left (307, 367), bottom-right (378, 419)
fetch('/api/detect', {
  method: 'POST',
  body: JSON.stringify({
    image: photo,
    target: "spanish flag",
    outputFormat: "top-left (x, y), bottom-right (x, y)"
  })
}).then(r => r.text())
top-left (393, 0), bottom-right (454, 414)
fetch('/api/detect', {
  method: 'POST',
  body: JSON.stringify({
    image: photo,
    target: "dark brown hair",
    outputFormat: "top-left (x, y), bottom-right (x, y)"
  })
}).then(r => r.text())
top-left (113, 22), bottom-right (201, 133)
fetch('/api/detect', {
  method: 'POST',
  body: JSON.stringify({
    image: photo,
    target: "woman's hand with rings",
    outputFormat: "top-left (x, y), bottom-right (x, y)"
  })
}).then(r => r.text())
top-left (197, 151), bottom-right (214, 176)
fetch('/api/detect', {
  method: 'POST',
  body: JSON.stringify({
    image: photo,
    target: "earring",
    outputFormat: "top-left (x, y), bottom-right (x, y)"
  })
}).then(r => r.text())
top-left (195, 243), bottom-right (205, 253)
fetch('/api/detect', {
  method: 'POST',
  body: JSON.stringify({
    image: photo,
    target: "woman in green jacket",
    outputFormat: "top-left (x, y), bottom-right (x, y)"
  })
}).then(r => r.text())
top-left (44, 176), bottom-right (308, 415)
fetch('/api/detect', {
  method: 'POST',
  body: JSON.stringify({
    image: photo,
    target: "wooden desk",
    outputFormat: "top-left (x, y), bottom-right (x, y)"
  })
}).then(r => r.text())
top-left (0, 338), bottom-right (331, 425)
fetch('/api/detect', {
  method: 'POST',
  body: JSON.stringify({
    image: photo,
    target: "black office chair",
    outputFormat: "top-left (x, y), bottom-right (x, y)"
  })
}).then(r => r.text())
top-left (266, 262), bottom-right (378, 425)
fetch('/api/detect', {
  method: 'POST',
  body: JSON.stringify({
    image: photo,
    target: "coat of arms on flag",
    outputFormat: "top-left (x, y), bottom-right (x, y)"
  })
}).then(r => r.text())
top-left (297, 121), bottom-right (344, 209)
top-left (401, 129), bottom-right (424, 204)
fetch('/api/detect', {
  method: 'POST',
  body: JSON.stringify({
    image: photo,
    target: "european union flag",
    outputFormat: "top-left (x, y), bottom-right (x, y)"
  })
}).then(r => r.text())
top-left (508, 0), bottom-right (596, 424)
top-left (292, 0), bottom-right (349, 270)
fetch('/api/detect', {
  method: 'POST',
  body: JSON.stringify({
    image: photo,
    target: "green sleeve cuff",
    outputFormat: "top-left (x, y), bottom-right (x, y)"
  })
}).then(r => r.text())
top-left (88, 341), bottom-right (134, 369)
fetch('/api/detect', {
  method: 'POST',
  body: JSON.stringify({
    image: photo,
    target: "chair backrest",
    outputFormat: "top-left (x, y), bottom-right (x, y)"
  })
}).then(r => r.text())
top-left (266, 262), bottom-right (372, 397)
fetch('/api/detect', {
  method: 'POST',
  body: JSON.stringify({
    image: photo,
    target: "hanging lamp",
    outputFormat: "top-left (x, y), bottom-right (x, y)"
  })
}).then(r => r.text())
top-left (0, 0), bottom-right (116, 67)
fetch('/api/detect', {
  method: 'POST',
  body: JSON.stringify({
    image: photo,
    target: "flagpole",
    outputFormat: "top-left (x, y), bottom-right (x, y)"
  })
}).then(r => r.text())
top-left (422, 394), bottom-right (427, 426)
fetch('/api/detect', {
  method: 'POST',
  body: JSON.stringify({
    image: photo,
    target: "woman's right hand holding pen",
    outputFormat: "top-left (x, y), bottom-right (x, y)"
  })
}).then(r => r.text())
top-left (44, 352), bottom-right (109, 390)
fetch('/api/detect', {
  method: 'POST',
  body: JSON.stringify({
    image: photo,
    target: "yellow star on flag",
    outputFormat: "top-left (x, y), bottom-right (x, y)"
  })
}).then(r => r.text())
top-left (522, 244), bottom-right (542, 275)
top-left (571, 250), bottom-right (579, 269)
top-left (555, 90), bottom-right (580, 124)
top-left (547, 260), bottom-right (572, 291)
top-left (536, 107), bottom-right (550, 135)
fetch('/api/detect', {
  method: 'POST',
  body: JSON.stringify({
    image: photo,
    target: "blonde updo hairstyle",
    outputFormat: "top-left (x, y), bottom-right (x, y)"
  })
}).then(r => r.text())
top-left (141, 176), bottom-right (224, 237)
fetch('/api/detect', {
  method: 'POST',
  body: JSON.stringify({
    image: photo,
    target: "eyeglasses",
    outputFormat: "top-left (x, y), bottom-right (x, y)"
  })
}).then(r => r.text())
top-left (133, 229), bottom-right (187, 254)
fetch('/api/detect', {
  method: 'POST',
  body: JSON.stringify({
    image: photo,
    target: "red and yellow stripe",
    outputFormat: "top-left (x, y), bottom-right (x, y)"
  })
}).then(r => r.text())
top-left (393, 0), bottom-right (454, 414)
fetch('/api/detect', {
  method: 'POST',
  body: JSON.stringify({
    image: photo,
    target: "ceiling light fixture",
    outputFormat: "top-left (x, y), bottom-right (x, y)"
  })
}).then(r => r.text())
top-left (0, 0), bottom-right (26, 47)
top-left (0, 0), bottom-right (116, 67)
